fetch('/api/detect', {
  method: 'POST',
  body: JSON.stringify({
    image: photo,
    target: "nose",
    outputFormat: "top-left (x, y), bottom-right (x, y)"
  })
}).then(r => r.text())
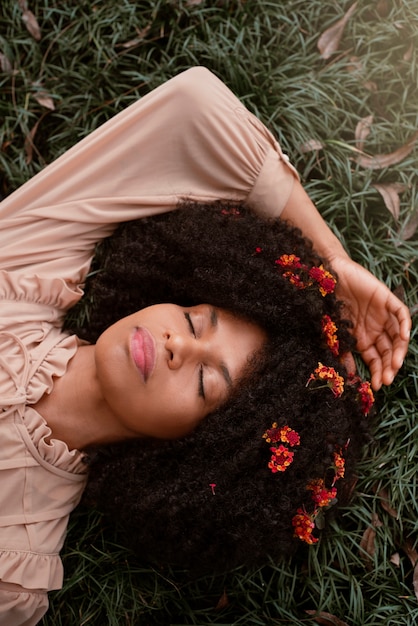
top-left (165, 331), bottom-right (207, 370)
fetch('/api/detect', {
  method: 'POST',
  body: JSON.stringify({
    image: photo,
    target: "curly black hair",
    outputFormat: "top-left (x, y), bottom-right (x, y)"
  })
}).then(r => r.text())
top-left (67, 201), bottom-right (370, 575)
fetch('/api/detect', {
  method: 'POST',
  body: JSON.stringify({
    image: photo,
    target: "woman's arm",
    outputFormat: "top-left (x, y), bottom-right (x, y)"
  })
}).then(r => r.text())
top-left (280, 179), bottom-right (411, 391)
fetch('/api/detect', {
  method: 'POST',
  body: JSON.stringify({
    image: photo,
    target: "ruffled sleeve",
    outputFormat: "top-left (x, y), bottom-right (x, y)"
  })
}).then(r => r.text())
top-left (0, 582), bottom-right (49, 626)
top-left (0, 67), bottom-right (298, 285)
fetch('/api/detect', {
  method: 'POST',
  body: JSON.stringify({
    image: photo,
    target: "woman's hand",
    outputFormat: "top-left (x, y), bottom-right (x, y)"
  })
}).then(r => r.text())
top-left (330, 255), bottom-right (411, 391)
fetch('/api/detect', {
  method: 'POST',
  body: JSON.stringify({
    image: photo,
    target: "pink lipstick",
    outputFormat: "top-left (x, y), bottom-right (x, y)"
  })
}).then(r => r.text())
top-left (131, 327), bottom-right (156, 381)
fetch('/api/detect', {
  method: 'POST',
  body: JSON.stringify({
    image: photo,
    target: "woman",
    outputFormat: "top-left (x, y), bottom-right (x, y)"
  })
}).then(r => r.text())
top-left (0, 67), bottom-right (410, 624)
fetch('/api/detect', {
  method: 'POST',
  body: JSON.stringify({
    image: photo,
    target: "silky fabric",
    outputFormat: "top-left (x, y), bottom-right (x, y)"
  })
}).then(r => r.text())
top-left (0, 67), bottom-right (298, 624)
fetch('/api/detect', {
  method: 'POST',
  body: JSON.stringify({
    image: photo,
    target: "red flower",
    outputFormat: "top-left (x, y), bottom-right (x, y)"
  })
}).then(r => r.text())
top-left (268, 445), bottom-right (294, 473)
top-left (307, 362), bottom-right (344, 398)
top-left (307, 479), bottom-right (337, 507)
top-left (309, 265), bottom-right (337, 296)
top-left (275, 254), bottom-right (302, 269)
top-left (321, 315), bottom-right (340, 356)
top-left (292, 509), bottom-right (318, 544)
top-left (357, 381), bottom-right (374, 415)
top-left (333, 451), bottom-right (345, 481)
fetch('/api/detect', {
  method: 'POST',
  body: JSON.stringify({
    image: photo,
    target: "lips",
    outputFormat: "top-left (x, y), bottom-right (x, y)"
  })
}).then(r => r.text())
top-left (131, 327), bottom-right (156, 381)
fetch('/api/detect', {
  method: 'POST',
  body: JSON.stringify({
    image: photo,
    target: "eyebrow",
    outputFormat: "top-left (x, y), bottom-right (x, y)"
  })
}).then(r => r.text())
top-left (210, 307), bottom-right (233, 389)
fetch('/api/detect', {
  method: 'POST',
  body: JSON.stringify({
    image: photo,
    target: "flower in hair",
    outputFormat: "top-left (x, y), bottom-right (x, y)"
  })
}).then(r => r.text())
top-left (307, 478), bottom-right (337, 507)
top-left (307, 362), bottom-right (344, 398)
top-left (263, 423), bottom-right (300, 473)
top-left (321, 315), bottom-right (340, 356)
top-left (357, 381), bottom-right (375, 415)
top-left (292, 509), bottom-right (318, 544)
top-left (309, 265), bottom-right (337, 296)
top-left (275, 255), bottom-right (337, 297)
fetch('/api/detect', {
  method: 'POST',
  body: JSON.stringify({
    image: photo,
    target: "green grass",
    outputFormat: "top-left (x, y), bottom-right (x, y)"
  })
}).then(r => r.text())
top-left (1, 0), bottom-right (417, 624)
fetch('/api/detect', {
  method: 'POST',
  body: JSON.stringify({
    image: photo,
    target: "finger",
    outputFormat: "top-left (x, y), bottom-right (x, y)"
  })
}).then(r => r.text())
top-left (360, 345), bottom-right (383, 391)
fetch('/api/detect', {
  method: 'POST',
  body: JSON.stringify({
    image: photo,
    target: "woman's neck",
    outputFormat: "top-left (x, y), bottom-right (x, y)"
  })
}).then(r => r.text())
top-left (33, 344), bottom-right (138, 451)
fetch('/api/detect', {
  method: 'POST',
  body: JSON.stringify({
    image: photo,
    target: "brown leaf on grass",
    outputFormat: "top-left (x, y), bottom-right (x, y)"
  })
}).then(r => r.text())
top-left (215, 589), bottom-right (229, 610)
top-left (399, 210), bottom-right (418, 241)
top-left (359, 513), bottom-right (383, 569)
top-left (355, 131), bottom-right (418, 170)
top-left (355, 115), bottom-right (374, 151)
top-left (403, 42), bottom-right (413, 62)
top-left (31, 82), bottom-right (55, 110)
top-left (305, 610), bottom-right (349, 626)
top-left (363, 80), bottom-right (378, 92)
top-left (390, 552), bottom-right (401, 567)
top-left (24, 113), bottom-right (48, 165)
top-left (300, 139), bottom-right (324, 153)
top-left (402, 540), bottom-right (418, 601)
top-left (21, 8), bottom-right (41, 41)
top-left (317, 2), bottom-right (358, 60)
top-left (0, 53), bottom-right (13, 74)
top-left (372, 183), bottom-right (406, 220)
top-left (378, 488), bottom-right (400, 518)
top-left (376, 0), bottom-right (391, 17)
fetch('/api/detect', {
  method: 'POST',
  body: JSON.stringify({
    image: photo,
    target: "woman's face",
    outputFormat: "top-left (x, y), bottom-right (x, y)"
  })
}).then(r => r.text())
top-left (95, 304), bottom-right (266, 439)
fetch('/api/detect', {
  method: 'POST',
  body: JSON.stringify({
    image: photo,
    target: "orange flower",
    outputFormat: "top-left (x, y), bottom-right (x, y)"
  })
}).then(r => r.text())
top-left (333, 451), bottom-right (345, 481)
top-left (307, 479), bottom-right (337, 507)
top-left (308, 362), bottom-right (344, 398)
top-left (357, 381), bottom-right (374, 415)
top-left (275, 254), bottom-right (302, 269)
top-left (309, 265), bottom-right (337, 296)
top-left (268, 445), bottom-right (294, 473)
top-left (292, 509), bottom-right (318, 544)
top-left (321, 315), bottom-right (340, 356)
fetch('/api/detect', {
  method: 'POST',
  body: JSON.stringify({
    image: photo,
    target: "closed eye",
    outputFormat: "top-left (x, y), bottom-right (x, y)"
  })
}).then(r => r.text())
top-left (184, 312), bottom-right (205, 399)
top-left (184, 312), bottom-right (196, 337)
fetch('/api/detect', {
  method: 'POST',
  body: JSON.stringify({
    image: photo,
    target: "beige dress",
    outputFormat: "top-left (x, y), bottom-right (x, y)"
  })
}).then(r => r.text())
top-left (0, 66), bottom-right (298, 624)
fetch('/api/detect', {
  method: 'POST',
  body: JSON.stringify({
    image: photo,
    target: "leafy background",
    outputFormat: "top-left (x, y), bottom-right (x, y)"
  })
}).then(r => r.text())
top-left (1, 1), bottom-right (417, 624)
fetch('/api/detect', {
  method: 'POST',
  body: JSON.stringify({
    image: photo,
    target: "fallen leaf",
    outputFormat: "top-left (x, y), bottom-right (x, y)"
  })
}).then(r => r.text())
top-left (376, 0), bottom-right (391, 17)
top-left (305, 610), bottom-right (349, 626)
top-left (300, 139), bottom-right (324, 153)
top-left (355, 115), bottom-right (374, 151)
top-left (355, 131), bottom-right (418, 169)
top-left (31, 83), bottom-right (55, 110)
top-left (363, 80), bottom-right (378, 92)
top-left (390, 552), bottom-right (401, 567)
top-left (0, 53), bottom-right (13, 74)
top-left (215, 589), bottom-right (229, 610)
top-left (399, 210), bottom-right (418, 241)
top-left (317, 2), bottom-right (358, 60)
top-left (372, 182), bottom-right (406, 220)
top-left (402, 540), bottom-right (418, 601)
top-left (403, 42), bottom-right (413, 62)
top-left (359, 513), bottom-right (383, 569)
top-left (378, 488), bottom-right (400, 518)
top-left (21, 8), bottom-right (41, 41)
top-left (24, 113), bottom-right (48, 164)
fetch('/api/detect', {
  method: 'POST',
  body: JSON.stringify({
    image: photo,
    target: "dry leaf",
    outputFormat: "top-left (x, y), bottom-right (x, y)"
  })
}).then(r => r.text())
top-left (400, 210), bottom-right (418, 241)
top-left (21, 8), bottom-right (41, 41)
top-left (403, 42), bottom-right (413, 62)
top-left (215, 589), bottom-right (229, 610)
top-left (376, 0), bottom-right (391, 17)
top-left (305, 610), bottom-right (349, 626)
top-left (402, 540), bottom-right (418, 601)
top-left (359, 513), bottom-right (383, 569)
top-left (300, 139), bottom-right (324, 153)
top-left (317, 2), bottom-right (358, 60)
top-left (390, 552), bottom-right (401, 567)
top-left (363, 80), bottom-right (378, 92)
top-left (355, 115), bottom-right (374, 151)
top-left (31, 82), bottom-right (55, 110)
top-left (355, 130), bottom-right (418, 170)
top-left (372, 182), bottom-right (406, 220)
top-left (378, 488), bottom-right (400, 518)
top-left (0, 53), bottom-right (13, 74)
top-left (24, 113), bottom-right (48, 164)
